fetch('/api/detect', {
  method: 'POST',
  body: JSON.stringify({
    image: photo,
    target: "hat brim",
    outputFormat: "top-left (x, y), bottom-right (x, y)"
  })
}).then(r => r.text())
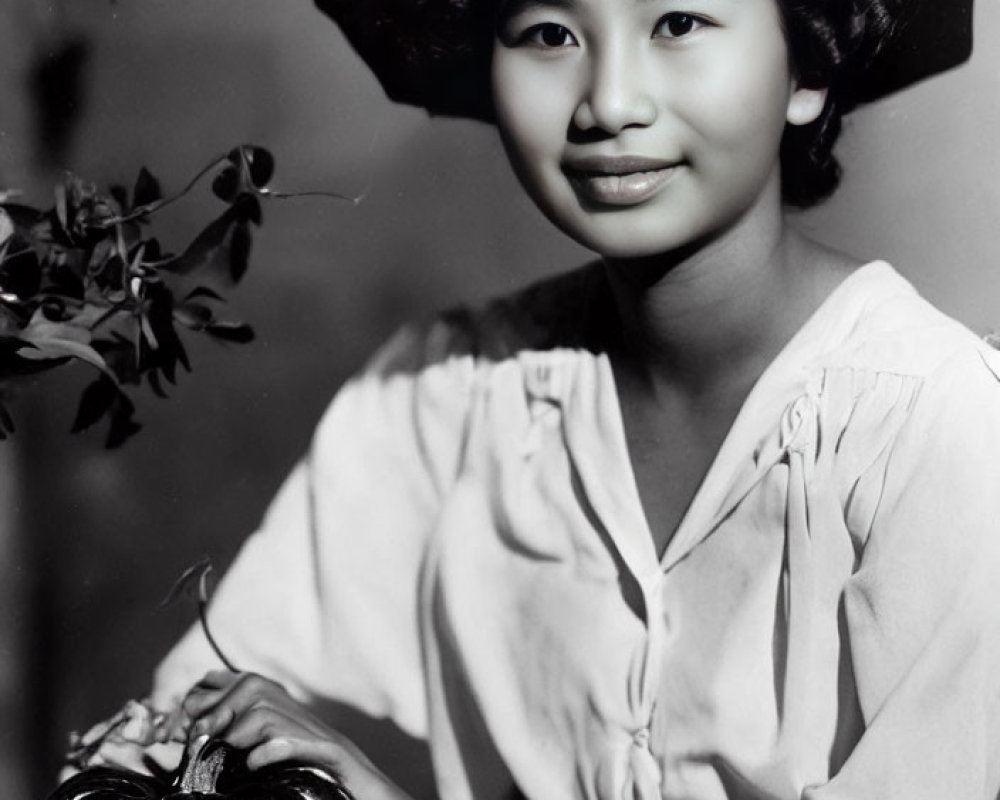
top-left (316, 0), bottom-right (975, 120)
top-left (315, 0), bottom-right (495, 121)
top-left (857, 0), bottom-right (974, 103)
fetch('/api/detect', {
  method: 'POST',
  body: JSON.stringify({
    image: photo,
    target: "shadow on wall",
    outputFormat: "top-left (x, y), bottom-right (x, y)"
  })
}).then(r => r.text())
top-left (1, 0), bottom-right (998, 796)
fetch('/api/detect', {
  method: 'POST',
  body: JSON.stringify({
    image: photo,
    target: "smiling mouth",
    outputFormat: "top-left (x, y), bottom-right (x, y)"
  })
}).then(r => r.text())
top-left (562, 156), bottom-right (683, 206)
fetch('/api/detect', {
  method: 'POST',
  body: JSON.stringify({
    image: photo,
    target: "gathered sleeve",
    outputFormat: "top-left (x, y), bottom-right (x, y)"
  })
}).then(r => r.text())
top-left (807, 348), bottom-right (1000, 799)
top-left (150, 321), bottom-right (475, 739)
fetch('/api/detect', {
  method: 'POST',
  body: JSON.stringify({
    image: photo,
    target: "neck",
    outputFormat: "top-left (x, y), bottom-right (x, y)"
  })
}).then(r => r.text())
top-left (602, 203), bottom-right (853, 402)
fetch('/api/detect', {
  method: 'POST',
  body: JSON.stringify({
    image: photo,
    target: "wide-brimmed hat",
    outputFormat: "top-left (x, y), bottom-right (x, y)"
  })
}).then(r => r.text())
top-left (315, 0), bottom-right (974, 121)
top-left (856, 0), bottom-right (975, 102)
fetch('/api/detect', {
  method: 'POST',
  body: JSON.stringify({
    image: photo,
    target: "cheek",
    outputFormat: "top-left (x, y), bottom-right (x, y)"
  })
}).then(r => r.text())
top-left (676, 36), bottom-right (793, 152)
top-left (491, 55), bottom-right (573, 168)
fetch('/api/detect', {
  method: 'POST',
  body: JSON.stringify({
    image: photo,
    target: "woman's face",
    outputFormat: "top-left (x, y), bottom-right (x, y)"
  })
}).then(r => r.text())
top-left (491, 0), bottom-right (825, 258)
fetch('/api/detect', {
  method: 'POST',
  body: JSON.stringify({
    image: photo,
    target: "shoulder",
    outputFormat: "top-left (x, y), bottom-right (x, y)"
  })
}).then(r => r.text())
top-left (340, 260), bottom-right (606, 415)
top-left (349, 262), bottom-right (607, 406)
top-left (436, 261), bottom-right (608, 360)
top-left (311, 263), bottom-right (605, 480)
top-left (810, 265), bottom-right (1000, 541)
top-left (796, 264), bottom-right (1000, 523)
top-left (818, 261), bottom-right (997, 383)
top-left (365, 261), bottom-right (605, 379)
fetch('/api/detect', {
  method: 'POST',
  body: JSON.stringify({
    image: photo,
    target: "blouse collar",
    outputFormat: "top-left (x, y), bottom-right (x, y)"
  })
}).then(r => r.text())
top-left (557, 260), bottom-right (917, 575)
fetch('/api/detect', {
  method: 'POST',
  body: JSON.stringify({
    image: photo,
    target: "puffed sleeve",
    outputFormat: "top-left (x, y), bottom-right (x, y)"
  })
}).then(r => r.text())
top-left (149, 319), bottom-right (476, 739)
top-left (807, 347), bottom-right (1000, 799)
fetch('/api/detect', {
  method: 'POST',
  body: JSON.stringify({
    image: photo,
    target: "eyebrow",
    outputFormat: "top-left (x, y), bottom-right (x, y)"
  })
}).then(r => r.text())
top-left (497, 0), bottom-right (727, 19)
top-left (496, 0), bottom-right (573, 21)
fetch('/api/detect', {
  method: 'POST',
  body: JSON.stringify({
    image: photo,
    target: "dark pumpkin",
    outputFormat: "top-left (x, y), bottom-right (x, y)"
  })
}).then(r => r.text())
top-left (48, 735), bottom-right (356, 800)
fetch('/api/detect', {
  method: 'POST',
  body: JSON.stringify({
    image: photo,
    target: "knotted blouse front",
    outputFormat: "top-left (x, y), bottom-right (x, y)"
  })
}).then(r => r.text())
top-left (153, 261), bottom-right (1000, 800)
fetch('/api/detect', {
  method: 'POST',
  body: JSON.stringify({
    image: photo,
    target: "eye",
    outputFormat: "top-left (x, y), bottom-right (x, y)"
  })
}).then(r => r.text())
top-left (523, 22), bottom-right (578, 48)
top-left (653, 12), bottom-right (706, 39)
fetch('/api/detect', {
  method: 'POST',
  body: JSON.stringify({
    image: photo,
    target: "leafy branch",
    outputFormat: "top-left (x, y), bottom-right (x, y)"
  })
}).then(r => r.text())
top-left (0, 145), bottom-right (355, 447)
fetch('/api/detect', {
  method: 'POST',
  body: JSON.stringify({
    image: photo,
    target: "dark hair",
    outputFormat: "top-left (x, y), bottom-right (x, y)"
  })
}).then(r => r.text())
top-left (777, 0), bottom-right (903, 207)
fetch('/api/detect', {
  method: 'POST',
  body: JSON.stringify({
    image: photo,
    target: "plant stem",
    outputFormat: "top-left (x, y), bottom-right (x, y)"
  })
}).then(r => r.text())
top-left (198, 597), bottom-right (239, 673)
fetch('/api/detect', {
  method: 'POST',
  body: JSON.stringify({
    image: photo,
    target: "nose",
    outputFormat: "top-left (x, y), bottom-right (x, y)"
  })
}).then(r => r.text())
top-left (572, 46), bottom-right (657, 134)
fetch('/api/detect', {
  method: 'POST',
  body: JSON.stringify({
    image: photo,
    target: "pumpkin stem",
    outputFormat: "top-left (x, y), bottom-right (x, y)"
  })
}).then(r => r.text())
top-left (176, 733), bottom-right (227, 795)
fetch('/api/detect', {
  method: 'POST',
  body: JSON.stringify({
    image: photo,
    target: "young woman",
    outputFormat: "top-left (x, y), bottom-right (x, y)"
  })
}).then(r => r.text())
top-left (72, 0), bottom-right (996, 798)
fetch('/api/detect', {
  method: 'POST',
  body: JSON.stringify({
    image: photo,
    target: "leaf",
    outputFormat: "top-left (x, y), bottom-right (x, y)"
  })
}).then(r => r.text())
top-left (211, 166), bottom-right (239, 203)
top-left (139, 313), bottom-right (159, 355)
top-left (54, 181), bottom-right (69, 234)
top-left (184, 286), bottom-right (224, 303)
top-left (0, 335), bottom-right (69, 378)
top-left (210, 147), bottom-right (274, 202)
top-left (109, 184), bottom-right (128, 209)
top-left (160, 557), bottom-right (214, 608)
top-left (174, 334), bottom-right (191, 372)
top-left (0, 239), bottom-right (42, 299)
top-left (169, 206), bottom-right (238, 276)
top-left (233, 145), bottom-right (274, 189)
top-left (17, 336), bottom-right (107, 370)
top-left (206, 321), bottom-right (254, 343)
top-left (0, 203), bottom-right (45, 231)
top-left (92, 250), bottom-right (126, 294)
top-left (94, 334), bottom-right (140, 384)
top-left (173, 301), bottom-right (213, 331)
top-left (66, 366), bottom-right (140, 448)
top-left (71, 375), bottom-right (118, 433)
top-left (142, 237), bottom-right (164, 263)
top-left (105, 392), bottom-right (141, 448)
top-left (87, 237), bottom-right (115, 272)
top-left (0, 208), bottom-right (13, 248)
top-left (229, 220), bottom-right (251, 282)
top-left (146, 368), bottom-right (167, 398)
top-left (234, 193), bottom-right (262, 226)
top-left (46, 260), bottom-right (85, 301)
top-left (132, 167), bottom-right (163, 208)
top-left (135, 284), bottom-right (190, 386)
top-left (18, 316), bottom-right (114, 377)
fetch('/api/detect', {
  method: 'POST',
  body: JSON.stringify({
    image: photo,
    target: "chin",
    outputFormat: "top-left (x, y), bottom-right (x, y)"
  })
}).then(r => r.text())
top-left (529, 180), bottom-right (713, 259)
top-left (553, 211), bottom-right (704, 260)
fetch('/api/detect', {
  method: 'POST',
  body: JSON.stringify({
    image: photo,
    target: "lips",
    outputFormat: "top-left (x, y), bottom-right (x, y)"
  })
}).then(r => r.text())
top-left (562, 155), bottom-right (683, 206)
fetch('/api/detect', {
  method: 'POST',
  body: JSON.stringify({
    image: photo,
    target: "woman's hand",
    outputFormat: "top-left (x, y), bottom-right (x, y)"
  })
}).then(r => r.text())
top-left (182, 670), bottom-right (411, 800)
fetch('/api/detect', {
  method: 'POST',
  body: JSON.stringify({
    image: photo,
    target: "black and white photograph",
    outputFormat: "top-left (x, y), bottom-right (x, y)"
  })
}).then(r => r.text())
top-left (1, 0), bottom-right (999, 797)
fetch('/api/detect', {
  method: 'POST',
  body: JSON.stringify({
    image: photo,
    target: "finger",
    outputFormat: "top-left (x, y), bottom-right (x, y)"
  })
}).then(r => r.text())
top-left (182, 670), bottom-right (277, 718)
top-left (181, 670), bottom-right (242, 717)
top-left (190, 702), bottom-right (236, 739)
top-left (223, 704), bottom-right (313, 750)
top-left (245, 736), bottom-right (295, 770)
top-left (194, 669), bottom-right (240, 691)
top-left (151, 710), bottom-right (187, 744)
top-left (182, 687), bottom-right (225, 718)
top-left (190, 674), bottom-right (293, 740)
top-left (245, 735), bottom-right (342, 772)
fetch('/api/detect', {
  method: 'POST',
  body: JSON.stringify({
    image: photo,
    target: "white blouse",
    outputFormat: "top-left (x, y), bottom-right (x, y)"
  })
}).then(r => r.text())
top-left (152, 261), bottom-right (1000, 800)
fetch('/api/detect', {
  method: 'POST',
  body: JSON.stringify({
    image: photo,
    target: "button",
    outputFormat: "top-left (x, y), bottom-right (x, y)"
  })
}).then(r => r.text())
top-left (632, 727), bottom-right (650, 749)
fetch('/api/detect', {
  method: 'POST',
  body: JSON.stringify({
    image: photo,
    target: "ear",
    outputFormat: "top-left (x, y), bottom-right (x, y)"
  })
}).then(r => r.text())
top-left (786, 85), bottom-right (827, 126)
